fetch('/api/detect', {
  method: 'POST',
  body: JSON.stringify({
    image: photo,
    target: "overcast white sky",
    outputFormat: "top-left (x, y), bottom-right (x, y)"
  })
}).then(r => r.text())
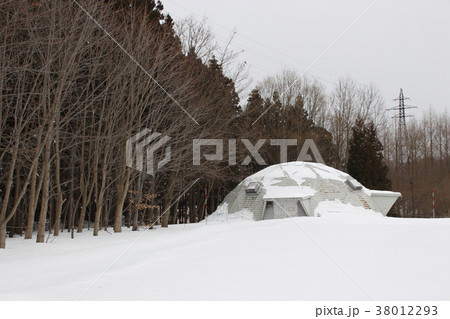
top-left (162, 0), bottom-right (450, 116)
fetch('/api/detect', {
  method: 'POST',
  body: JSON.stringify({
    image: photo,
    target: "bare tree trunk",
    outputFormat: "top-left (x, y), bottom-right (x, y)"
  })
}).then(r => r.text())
top-left (0, 224), bottom-right (5, 249)
top-left (25, 123), bottom-right (46, 239)
top-left (0, 139), bottom-right (43, 248)
top-left (8, 214), bottom-right (16, 238)
top-left (189, 190), bottom-right (196, 223)
top-left (132, 206), bottom-right (139, 231)
top-left (93, 155), bottom-right (108, 236)
top-left (9, 170), bottom-right (20, 238)
top-left (161, 190), bottom-right (173, 228)
top-left (0, 130), bottom-right (20, 248)
top-left (36, 140), bottom-right (51, 243)
top-left (78, 164), bottom-right (96, 233)
top-left (171, 200), bottom-right (180, 224)
top-left (77, 119), bottom-right (96, 233)
top-left (93, 197), bottom-right (102, 237)
top-left (53, 128), bottom-right (64, 236)
top-left (77, 186), bottom-right (88, 232)
top-left (77, 114), bottom-right (88, 233)
top-left (25, 165), bottom-right (39, 239)
top-left (114, 169), bottom-right (131, 233)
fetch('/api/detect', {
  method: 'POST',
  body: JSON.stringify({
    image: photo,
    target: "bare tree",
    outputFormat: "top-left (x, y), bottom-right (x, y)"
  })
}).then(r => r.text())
top-left (327, 77), bottom-right (386, 169)
top-left (256, 69), bottom-right (328, 126)
top-left (175, 15), bottom-right (251, 97)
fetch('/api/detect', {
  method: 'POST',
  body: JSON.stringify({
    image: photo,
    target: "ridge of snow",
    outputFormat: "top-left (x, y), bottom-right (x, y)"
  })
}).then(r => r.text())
top-left (205, 203), bottom-right (254, 224)
top-left (314, 199), bottom-right (383, 218)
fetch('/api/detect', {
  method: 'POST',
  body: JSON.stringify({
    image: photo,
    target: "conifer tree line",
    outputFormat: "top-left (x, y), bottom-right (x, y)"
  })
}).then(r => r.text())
top-left (1, 0), bottom-right (449, 248)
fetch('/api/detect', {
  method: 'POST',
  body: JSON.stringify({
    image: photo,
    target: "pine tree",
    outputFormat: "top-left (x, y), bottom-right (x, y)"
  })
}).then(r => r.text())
top-left (347, 118), bottom-right (366, 183)
top-left (347, 118), bottom-right (391, 190)
top-left (288, 95), bottom-right (313, 137)
top-left (245, 90), bottom-right (264, 117)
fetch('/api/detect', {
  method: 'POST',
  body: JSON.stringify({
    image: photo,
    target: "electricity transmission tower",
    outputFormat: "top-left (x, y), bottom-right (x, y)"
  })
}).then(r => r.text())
top-left (388, 88), bottom-right (417, 166)
top-left (387, 89), bottom-right (417, 217)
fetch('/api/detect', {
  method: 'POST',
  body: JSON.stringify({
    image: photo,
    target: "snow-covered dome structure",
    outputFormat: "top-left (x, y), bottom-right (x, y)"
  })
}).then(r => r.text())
top-left (219, 161), bottom-right (401, 220)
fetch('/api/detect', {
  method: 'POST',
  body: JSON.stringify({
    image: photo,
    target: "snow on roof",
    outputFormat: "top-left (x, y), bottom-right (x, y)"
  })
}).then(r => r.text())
top-left (247, 161), bottom-right (316, 185)
top-left (246, 161), bottom-right (350, 183)
top-left (244, 161), bottom-right (350, 198)
top-left (263, 185), bottom-right (316, 199)
top-left (364, 189), bottom-right (402, 197)
top-left (311, 165), bottom-right (347, 182)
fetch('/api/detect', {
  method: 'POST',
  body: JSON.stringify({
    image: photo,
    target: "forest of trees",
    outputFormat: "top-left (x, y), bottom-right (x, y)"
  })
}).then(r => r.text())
top-left (1, 0), bottom-right (449, 249)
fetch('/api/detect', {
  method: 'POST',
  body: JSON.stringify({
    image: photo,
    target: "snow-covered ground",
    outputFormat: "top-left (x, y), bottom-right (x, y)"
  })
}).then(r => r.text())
top-left (1, 213), bottom-right (450, 300)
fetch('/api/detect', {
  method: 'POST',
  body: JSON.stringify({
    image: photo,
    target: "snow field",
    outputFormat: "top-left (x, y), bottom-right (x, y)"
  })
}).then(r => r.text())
top-left (1, 214), bottom-right (450, 300)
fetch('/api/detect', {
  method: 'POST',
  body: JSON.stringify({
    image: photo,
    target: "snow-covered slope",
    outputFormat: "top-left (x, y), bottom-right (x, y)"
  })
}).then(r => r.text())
top-left (1, 215), bottom-right (449, 300)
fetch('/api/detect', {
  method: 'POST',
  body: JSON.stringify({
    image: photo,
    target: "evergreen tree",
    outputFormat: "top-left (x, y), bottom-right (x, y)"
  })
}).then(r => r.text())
top-left (347, 118), bottom-right (391, 189)
top-left (287, 96), bottom-right (313, 137)
top-left (245, 90), bottom-right (264, 118)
